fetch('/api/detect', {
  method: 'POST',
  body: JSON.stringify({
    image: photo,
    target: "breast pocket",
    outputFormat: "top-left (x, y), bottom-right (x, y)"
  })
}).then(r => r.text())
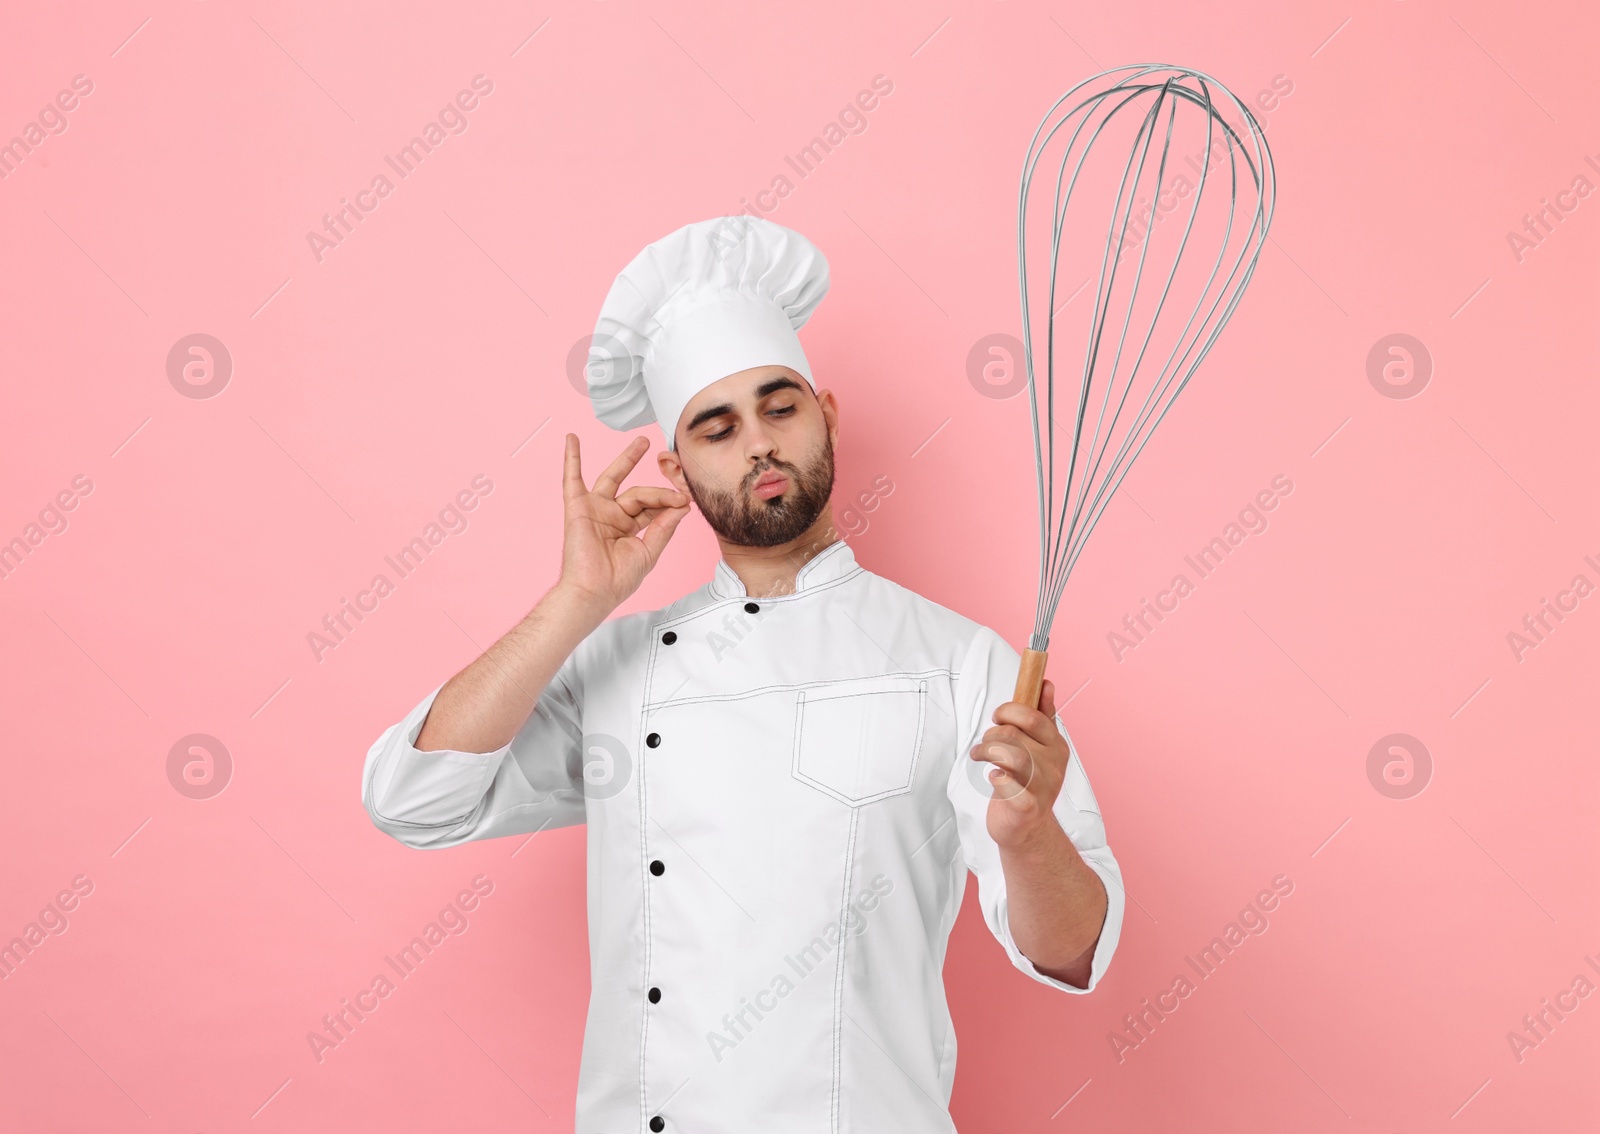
top-left (791, 675), bottom-right (928, 806)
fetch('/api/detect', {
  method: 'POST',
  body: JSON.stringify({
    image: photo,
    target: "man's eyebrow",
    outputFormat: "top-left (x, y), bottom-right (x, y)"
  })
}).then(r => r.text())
top-left (684, 377), bottom-right (806, 433)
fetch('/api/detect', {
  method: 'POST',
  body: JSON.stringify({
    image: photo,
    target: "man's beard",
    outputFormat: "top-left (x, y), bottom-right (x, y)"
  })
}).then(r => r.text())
top-left (682, 433), bottom-right (835, 548)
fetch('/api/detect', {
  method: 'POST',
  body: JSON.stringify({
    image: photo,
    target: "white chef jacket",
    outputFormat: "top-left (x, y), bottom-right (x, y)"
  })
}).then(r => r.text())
top-left (362, 539), bottom-right (1124, 1133)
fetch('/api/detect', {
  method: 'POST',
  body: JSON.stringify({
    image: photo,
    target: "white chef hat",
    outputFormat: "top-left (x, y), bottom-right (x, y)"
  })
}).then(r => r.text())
top-left (586, 215), bottom-right (830, 450)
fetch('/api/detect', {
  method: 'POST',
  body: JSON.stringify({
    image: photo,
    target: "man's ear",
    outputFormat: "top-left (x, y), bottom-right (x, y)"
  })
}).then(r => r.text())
top-left (657, 448), bottom-right (689, 495)
top-left (816, 387), bottom-right (841, 448)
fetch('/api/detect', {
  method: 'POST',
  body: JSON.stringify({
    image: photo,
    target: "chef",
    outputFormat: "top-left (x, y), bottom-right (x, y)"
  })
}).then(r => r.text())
top-left (362, 214), bottom-right (1124, 1132)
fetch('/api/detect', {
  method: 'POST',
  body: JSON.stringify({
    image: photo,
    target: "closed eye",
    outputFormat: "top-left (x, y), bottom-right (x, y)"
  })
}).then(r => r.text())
top-left (705, 404), bottom-right (797, 442)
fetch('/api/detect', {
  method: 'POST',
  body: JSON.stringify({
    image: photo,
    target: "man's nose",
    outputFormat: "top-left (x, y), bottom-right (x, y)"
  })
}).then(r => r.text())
top-left (742, 417), bottom-right (778, 463)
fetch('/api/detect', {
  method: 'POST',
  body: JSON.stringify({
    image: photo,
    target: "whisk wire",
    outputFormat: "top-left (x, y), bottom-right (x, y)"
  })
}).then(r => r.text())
top-left (1016, 65), bottom-right (1276, 654)
top-left (1034, 83), bottom-right (1164, 616)
top-left (1059, 82), bottom-right (1223, 584)
top-left (1060, 85), bottom-right (1185, 576)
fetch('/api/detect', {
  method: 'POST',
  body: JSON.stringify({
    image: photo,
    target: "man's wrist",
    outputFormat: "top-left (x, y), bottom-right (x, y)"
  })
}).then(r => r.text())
top-left (997, 811), bottom-right (1069, 858)
top-left (544, 580), bottom-right (615, 627)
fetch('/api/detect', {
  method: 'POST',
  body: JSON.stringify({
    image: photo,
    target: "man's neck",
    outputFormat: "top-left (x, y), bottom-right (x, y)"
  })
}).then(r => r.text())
top-left (720, 506), bottom-right (842, 598)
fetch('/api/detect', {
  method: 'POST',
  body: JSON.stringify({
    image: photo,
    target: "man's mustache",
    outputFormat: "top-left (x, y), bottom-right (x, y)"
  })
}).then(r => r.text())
top-left (745, 461), bottom-right (798, 491)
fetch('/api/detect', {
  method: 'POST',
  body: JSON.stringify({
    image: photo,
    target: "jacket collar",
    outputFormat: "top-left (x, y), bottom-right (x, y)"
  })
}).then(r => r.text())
top-left (708, 538), bottom-right (858, 599)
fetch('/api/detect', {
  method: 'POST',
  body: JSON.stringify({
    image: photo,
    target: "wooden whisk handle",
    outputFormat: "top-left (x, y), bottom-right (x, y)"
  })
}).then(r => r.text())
top-left (1013, 648), bottom-right (1049, 709)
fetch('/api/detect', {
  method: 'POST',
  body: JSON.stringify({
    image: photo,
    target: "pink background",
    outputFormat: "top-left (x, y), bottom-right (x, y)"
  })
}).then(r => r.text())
top-left (2, 1), bottom-right (1596, 1130)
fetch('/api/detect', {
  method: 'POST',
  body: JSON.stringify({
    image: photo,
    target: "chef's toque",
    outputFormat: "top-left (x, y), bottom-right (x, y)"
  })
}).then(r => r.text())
top-left (585, 215), bottom-right (830, 451)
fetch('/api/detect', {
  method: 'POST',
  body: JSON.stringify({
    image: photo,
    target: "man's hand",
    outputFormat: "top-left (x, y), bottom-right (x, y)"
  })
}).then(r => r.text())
top-left (414, 434), bottom-right (688, 754)
top-left (972, 676), bottom-right (1108, 987)
top-left (971, 677), bottom-right (1071, 851)
top-left (560, 433), bottom-right (691, 612)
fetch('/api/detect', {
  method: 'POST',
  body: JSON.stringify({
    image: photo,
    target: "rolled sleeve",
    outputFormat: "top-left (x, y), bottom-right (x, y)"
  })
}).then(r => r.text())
top-left (947, 627), bottom-right (1125, 994)
top-left (362, 653), bottom-right (589, 849)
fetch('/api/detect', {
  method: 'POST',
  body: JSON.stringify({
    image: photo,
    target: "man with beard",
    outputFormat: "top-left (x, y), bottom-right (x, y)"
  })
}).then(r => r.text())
top-left (361, 216), bottom-right (1123, 1132)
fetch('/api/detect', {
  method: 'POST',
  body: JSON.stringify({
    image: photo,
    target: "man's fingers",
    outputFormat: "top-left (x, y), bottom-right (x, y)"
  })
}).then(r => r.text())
top-left (562, 433), bottom-right (587, 503)
top-left (972, 737), bottom-right (1035, 795)
top-left (972, 734), bottom-right (1031, 778)
top-left (616, 485), bottom-right (690, 517)
top-left (592, 435), bottom-right (649, 500)
top-left (638, 500), bottom-right (691, 563)
top-left (1039, 678), bottom-right (1058, 718)
top-left (626, 504), bottom-right (682, 536)
top-left (992, 698), bottom-right (1059, 750)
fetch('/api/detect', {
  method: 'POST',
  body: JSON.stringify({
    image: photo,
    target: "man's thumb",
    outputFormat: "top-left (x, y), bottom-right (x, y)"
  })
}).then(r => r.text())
top-left (640, 504), bottom-right (689, 561)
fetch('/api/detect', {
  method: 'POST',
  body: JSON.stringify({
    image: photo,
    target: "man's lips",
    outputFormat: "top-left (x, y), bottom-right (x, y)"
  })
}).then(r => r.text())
top-left (752, 472), bottom-right (789, 499)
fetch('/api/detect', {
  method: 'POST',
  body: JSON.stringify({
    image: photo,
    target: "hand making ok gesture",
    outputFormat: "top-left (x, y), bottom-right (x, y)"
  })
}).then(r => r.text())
top-left (559, 433), bottom-right (692, 613)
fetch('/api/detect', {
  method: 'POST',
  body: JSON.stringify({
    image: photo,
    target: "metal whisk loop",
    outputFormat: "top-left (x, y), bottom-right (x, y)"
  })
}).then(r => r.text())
top-left (1015, 65), bottom-right (1276, 670)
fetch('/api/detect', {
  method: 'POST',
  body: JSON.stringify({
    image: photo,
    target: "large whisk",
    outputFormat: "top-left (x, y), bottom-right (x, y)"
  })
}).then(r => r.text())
top-left (1012, 64), bottom-right (1277, 707)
